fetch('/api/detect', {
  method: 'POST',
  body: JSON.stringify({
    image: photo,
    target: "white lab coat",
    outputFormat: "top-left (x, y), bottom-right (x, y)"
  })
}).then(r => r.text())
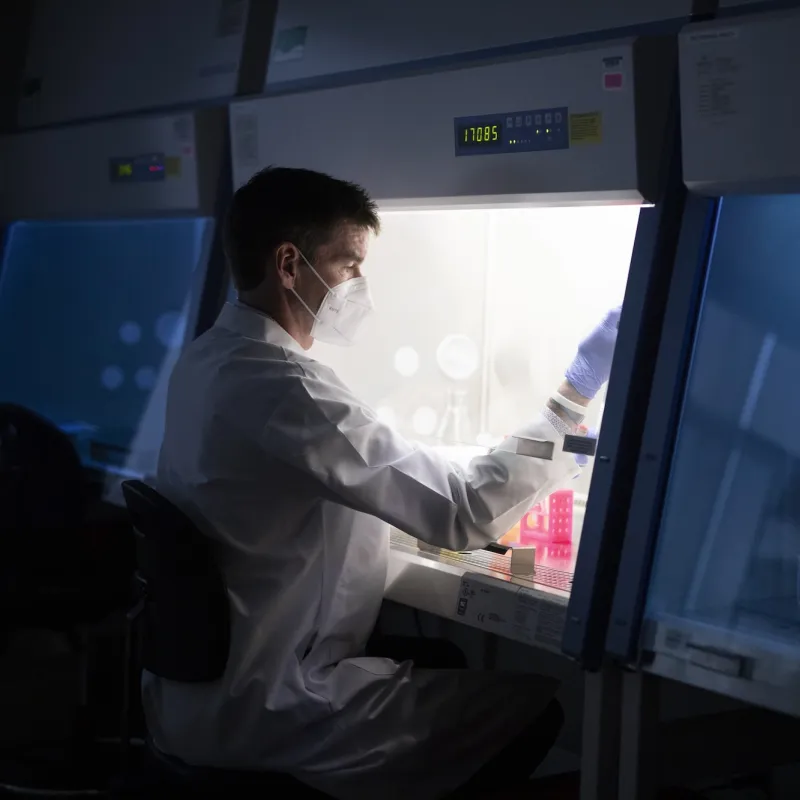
top-left (145, 302), bottom-right (580, 799)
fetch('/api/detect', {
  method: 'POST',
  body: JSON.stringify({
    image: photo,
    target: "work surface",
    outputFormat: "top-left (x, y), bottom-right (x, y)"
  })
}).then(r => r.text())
top-left (385, 530), bottom-right (575, 653)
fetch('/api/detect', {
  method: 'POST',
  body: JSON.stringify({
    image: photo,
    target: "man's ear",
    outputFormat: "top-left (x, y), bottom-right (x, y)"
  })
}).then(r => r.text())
top-left (275, 243), bottom-right (300, 290)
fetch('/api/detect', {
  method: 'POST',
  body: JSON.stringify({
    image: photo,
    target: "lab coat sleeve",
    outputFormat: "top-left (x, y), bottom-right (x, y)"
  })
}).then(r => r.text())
top-left (261, 369), bottom-right (580, 552)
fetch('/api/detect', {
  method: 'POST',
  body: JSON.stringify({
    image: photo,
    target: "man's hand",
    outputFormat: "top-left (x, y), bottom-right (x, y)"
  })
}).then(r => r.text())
top-left (564, 306), bottom-right (621, 400)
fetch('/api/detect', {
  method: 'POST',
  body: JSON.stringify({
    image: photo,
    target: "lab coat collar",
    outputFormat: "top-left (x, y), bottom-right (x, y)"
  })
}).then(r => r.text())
top-left (216, 302), bottom-right (305, 355)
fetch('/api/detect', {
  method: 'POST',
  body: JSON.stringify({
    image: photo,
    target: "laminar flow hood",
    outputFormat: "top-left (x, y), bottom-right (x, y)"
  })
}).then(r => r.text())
top-left (230, 37), bottom-right (674, 209)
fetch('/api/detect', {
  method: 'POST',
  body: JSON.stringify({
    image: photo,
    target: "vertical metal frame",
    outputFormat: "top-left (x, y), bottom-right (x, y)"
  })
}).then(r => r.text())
top-left (603, 194), bottom-right (721, 663)
top-left (564, 0), bottom-right (724, 667)
top-left (190, 120), bottom-right (235, 338)
top-left (561, 78), bottom-right (689, 669)
top-left (580, 667), bottom-right (624, 800)
top-left (190, 0), bottom-right (279, 336)
top-left (0, 224), bottom-right (10, 285)
top-left (0, 0), bottom-right (33, 134)
top-left (236, 0), bottom-right (279, 97)
top-left (617, 671), bottom-right (661, 800)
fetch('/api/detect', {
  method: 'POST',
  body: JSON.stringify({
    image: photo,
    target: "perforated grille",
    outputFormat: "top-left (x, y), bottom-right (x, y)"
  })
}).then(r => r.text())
top-left (390, 531), bottom-right (573, 593)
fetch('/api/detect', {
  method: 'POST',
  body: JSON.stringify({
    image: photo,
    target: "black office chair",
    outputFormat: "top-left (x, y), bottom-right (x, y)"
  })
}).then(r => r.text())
top-left (0, 403), bottom-right (90, 632)
top-left (118, 480), bottom-right (329, 797)
top-left (0, 403), bottom-right (126, 793)
top-left (118, 481), bottom-right (567, 798)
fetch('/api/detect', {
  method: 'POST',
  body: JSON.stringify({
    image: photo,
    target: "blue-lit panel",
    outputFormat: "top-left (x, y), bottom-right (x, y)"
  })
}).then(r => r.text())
top-left (454, 107), bottom-right (569, 157)
top-left (0, 217), bottom-right (213, 477)
top-left (646, 194), bottom-right (800, 649)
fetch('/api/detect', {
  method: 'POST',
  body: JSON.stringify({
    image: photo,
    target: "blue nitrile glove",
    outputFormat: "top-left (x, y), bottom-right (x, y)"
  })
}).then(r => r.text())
top-left (565, 306), bottom-right (621, 400)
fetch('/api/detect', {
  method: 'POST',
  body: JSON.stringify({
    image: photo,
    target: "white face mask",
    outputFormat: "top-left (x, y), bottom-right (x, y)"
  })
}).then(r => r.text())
top-left (291, 249), bottom-right (374, 347)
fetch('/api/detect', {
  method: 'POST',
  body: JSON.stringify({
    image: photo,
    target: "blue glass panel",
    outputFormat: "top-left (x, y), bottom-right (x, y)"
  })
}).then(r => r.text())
top-left (646, 194), bottom-right (800, 646)
top-left (0, 217), bottom-right (214, 480)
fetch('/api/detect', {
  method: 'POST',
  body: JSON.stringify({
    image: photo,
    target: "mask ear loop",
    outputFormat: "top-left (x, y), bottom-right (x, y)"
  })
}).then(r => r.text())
top-left (297, 248), bottom-right (336, 294)
top-left (297, 246), bottom-right (371, 308)
top-left (287, 246), bottom-right (330, 326)
top-left (294, 247), bottom-right (371, 344)
top-left (290, 286), bottom-right (321, 323)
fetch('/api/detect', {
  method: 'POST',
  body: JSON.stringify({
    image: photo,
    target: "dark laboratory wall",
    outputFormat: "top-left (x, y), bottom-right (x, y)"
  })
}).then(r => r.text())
top-left (0, 0), bottom-right (34, 132)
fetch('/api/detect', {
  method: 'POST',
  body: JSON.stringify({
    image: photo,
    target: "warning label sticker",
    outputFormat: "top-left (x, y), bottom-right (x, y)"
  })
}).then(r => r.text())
top-left (165, 156), bottom-right (182, 177)
top-left (569, 112), bottom-right (603, 145)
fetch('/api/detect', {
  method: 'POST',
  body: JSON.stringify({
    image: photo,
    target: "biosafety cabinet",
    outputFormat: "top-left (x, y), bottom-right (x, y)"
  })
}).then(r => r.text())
top-left (597, 8), bottom-right (800, 716)
top-left (0, 109), bottom-right (229, 502)
top-left (229, 36), bottom-right (679, 652)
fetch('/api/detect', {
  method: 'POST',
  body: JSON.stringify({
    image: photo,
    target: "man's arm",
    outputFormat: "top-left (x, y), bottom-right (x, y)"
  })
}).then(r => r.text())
top-left (261, 370), bottom-right (580, 553)
top-left (260, 305), bottom-right (619, 552)
top-left (546, 380), bottom-right (590, 427)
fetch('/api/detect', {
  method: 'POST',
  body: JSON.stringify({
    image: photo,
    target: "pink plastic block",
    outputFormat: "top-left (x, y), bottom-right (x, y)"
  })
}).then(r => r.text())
top-left (519, 489), bottom-right (573, 545)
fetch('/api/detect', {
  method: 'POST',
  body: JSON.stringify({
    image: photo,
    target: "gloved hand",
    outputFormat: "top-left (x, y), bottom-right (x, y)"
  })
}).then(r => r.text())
top-left (565, 306), bottom-right (621, 400)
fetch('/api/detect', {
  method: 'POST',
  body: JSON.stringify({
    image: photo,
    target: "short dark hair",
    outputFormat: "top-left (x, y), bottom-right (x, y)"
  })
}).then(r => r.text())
top-left (224, 166), bottom-right (381, 291)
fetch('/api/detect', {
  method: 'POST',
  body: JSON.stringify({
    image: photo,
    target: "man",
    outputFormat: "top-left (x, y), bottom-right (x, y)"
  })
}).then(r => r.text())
top-left (148, 166), bottom-right (620, 799)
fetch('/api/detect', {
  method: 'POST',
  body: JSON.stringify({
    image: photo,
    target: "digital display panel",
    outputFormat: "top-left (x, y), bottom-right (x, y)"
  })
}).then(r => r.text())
top-left (109, 153), bottom-right (167, 183)
top-left (456, 120), bottom-right (504, 149)
top-left (454, 107), bottom-right (569, 157)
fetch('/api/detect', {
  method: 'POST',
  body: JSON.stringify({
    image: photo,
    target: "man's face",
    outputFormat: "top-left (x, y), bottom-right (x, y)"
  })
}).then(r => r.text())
top-left (294, 222), bottom-right (370, 316)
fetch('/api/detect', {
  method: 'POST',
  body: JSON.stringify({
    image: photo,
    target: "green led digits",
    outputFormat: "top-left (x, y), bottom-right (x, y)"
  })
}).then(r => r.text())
top-left (463, 124), bottom-right (500, 144)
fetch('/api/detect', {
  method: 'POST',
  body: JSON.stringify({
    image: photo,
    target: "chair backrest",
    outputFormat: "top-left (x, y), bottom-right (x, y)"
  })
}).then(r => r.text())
top-left (0, 403), bottom-right (86, 535)
top-left (0, 405), bottom-right (88, 610)
top-left (120, 480), bottom-right (230, 682)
